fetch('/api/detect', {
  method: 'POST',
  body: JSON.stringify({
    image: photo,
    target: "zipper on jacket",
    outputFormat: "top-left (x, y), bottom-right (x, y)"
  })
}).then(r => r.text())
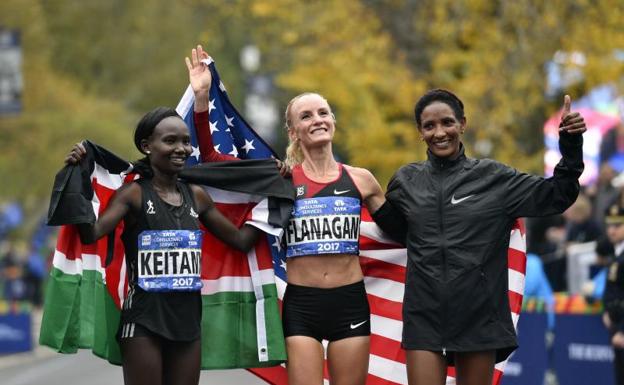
top-left (438, 163), bottom-right (448, 354)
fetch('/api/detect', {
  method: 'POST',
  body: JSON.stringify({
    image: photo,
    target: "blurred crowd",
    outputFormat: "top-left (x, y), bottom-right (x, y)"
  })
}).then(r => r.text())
top-left (0, 215), bottom-right (55, 309)
top-left (525, 117), bottom-right (624, 310)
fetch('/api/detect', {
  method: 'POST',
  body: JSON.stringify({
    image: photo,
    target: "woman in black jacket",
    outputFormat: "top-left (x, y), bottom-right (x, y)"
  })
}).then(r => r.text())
top-left (373, 89), bottom-right (586, 385)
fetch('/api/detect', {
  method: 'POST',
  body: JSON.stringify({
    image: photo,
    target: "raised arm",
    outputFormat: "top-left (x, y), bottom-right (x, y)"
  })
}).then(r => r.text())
top-left (503, 95), bottom-right (585, 218)
top-left (190, 184), bottom-right (261, 252)
top-left (185, 44), bottom-right (238, 163)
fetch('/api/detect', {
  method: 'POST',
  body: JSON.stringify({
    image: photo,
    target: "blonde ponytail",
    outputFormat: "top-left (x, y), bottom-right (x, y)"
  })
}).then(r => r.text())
top-left (284, 138), bottom-right (304, 169)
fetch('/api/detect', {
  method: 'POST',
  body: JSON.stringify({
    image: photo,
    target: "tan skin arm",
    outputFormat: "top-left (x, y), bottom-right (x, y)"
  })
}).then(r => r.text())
top-left (343, 165), bottom-right (386, 214)
top-left (77, 182), bottom-right (139, 244)
top-left (190, 184), bottom-right (262, 252)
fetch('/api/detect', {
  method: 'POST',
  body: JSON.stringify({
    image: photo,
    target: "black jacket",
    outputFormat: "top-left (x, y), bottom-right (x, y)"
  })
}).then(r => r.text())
top-left (604, 251), bottom-right (624, 334)
top-left (374, 132), bottom-right (583, 360)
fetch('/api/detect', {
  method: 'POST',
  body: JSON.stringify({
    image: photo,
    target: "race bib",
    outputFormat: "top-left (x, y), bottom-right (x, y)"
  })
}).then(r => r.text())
top-left (137, 230), bottom-right (203, 292)
top-left (286, 196), bottom-right (361, 257)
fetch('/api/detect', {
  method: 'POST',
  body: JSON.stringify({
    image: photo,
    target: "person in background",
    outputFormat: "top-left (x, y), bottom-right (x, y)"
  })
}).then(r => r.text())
top-left (526, 215), bottom-right (568, 291)
top-left (24, 245), bottom-right (46, 307)
top-left (588, 162), bottom-right (621, 228)
top-left (524, 253), bottom-right (555, 331)
top-left (602, 202), bottom-right (624, 385)
top-left (599, 100), bottom-right (624, 167)
top-left (523, 252), bottom-right (557, 383)
top-left (1, 245), bottom-right (26, 302)
top-left (582, 237), bottom-right (614, 302)
top-left (563, 192), bottom-right (603, 244)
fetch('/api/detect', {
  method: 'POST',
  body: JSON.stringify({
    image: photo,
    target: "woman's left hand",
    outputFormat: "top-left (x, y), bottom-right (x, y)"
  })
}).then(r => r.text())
top-left (559, 95), bottom-right (587, 135)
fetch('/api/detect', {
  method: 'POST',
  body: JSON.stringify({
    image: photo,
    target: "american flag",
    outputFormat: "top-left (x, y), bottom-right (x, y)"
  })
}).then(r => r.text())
top-left (176, 58), bottom-right (527, 385)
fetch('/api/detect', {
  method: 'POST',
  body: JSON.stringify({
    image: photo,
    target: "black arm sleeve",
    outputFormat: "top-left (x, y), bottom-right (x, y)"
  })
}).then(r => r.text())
top-left (503, 131), bottom-right (583, 218)
top-left (372, 200), bottom-right (407, 245)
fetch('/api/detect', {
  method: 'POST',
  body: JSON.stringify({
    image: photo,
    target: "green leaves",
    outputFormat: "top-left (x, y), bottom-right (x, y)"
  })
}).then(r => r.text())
top-left (2, 0), bottom-right (624, 210)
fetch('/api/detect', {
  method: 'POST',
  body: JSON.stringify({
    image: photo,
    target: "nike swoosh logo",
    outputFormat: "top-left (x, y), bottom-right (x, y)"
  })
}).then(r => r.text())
top-left (334, 189), bottom-right (350, 195)
top-left (451, 194), bottom-right (475, 205)
top-left (350, 320), bottom-right (368, 329)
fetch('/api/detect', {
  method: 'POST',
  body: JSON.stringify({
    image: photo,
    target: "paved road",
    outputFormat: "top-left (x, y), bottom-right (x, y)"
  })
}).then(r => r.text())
top-left (0, 309), bottom-right (268, 385)
top-left (0, 349), bottom-right (267, 385)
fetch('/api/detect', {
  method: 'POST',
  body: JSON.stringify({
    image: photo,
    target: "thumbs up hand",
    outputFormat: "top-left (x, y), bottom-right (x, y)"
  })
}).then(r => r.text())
top-left (559, 95), bottom-right (586, 135)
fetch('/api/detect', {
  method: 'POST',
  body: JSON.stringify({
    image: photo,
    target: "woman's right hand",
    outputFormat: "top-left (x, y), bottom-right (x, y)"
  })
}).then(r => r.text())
top-left (65, 142), bottom-right (86, 165)
top-left (186, 44), bottom-right (212, 94)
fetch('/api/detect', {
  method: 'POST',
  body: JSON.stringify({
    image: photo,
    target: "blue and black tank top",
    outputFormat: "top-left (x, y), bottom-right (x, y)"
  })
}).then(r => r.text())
top-left (286, 164), bottom-right (362, 258)
top-left (120, 178), bottom-right (203, 341)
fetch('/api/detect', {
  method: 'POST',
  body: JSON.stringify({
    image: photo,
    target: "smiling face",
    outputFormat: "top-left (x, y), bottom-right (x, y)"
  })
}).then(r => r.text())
top-left (287, 93), bottom-right (335, 149)
top-left (418, 101), bottom-right (465, 159)
top-left (142, 116), bottom-right (192, 174)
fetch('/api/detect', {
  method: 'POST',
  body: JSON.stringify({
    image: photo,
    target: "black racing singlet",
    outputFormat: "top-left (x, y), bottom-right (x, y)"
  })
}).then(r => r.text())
top-left (285, 164), bottom-right (362, 258)
top-left (120, 178), bottom-right (203, 341)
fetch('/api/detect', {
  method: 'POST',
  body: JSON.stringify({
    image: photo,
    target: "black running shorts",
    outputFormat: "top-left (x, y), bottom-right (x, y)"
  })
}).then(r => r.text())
top-left (282, 280), bottom-right (371, 342)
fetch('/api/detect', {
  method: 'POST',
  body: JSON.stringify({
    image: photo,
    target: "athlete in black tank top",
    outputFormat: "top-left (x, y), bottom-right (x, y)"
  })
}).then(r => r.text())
top-left (66, 102), bottom-right (271, 385)
top-left (120, 179), bottom-right (202, 341)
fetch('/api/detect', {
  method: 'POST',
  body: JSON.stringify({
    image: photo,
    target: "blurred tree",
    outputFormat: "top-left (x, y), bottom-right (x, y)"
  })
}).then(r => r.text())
top-left (40, 0), bottom-right (205, 111)
top-left (0, 0), bottom-right (255, 208)
top-left (365, 0), bottom-right (624, 171)
top-left (2, 0), bottom-right (624, 215)
top-left (0, 0), bottom-right (136, 209)
top-left (30, 0), bottom-right (429, 186)
top-left (240, 0), bottom-right (427, 185)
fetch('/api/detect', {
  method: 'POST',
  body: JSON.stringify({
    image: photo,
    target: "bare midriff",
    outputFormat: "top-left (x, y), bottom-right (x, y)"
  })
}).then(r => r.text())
top-left (286, 253), bottom-right (363, 288)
